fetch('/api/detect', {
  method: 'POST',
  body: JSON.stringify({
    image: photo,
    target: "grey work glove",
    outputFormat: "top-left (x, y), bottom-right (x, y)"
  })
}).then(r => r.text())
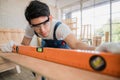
top-left (95, 42), bottom-right (120, 54)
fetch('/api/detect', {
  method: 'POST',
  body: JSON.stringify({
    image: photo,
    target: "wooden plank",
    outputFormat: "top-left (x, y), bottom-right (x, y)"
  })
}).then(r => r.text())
top-left (0, 51), bottom-right (20, 73)
top-left (105, 32), bottom-right (109, 42)
top-left (0, 53), bottom-right (119, 80)
top-left (0, 52), bottom-right (16, 73)
top-left (0, 57), bottom-right (7, 64)
top-left (0, 61), bottom-right (16, 73)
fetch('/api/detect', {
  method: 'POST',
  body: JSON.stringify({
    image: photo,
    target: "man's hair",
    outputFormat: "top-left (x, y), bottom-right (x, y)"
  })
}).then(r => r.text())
top-left (25, 0), bottom-right (50, 24)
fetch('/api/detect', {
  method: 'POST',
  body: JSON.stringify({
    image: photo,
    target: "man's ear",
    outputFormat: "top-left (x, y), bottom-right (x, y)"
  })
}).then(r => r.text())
top-left (49, 15), bottom-right (53, 21)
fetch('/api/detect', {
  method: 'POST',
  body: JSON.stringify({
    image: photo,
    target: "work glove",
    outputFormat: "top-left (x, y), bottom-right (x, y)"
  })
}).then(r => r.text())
top-left (0, 40), bottom-right (18, 53)
top-left (95, 42), bottom-right (120, 54)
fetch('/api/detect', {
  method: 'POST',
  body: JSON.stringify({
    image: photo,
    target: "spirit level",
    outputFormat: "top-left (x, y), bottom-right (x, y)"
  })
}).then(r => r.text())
top-left (12, 45), bottom-right (120, 78)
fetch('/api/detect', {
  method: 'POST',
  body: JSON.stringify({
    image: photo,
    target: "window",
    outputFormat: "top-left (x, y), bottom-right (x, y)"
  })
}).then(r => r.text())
top-left (112, 0), bottom-right (120, 42)
top-left (61, 0), bottom-right (120, 42)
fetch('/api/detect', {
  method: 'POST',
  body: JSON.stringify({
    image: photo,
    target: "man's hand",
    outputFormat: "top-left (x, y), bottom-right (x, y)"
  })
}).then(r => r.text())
top-left (95, 42), bottom-right (120, 54)
top-left (1, 40), bottom-right (17, 53)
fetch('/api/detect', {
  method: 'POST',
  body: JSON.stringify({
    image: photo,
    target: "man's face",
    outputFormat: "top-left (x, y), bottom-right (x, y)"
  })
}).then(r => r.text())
top-left (30, 16), bottom-right (51, 37)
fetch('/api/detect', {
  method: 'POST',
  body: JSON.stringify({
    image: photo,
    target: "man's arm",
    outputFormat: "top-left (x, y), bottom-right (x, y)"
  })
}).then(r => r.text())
top-left (64, 33), bottom-right (95, 50)
top-left (21, 36), bottom-right (32, 46)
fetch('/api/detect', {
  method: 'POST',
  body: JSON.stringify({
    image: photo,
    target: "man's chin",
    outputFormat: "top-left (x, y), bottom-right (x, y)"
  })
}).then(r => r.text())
top-left (42, 34), bottom-right (48, 37)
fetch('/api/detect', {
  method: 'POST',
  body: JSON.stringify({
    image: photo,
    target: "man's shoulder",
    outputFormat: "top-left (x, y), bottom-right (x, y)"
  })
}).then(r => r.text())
top-left (52, 19), bottom-right (63, 24)
top-left (52, 19), bottom-right (67, 27)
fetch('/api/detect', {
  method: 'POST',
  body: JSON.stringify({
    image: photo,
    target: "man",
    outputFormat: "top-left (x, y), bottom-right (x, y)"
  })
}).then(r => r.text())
top-left (21, 0), bottom-right (94, 50)
top-left (1, 1), bottom-right (120, 80)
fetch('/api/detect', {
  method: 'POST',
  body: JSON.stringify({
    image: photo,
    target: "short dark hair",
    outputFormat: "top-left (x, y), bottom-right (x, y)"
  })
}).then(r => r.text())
top-left (25, 0), bottom-right (50, 24)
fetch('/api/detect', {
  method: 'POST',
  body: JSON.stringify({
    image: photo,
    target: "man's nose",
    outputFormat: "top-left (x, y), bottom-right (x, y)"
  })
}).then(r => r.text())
top-left (40, 25), bottom-right (45, 32)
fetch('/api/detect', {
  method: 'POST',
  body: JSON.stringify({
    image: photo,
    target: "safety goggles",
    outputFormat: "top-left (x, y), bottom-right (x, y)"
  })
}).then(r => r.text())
top-left (30, 17), bottom-right (49, 28)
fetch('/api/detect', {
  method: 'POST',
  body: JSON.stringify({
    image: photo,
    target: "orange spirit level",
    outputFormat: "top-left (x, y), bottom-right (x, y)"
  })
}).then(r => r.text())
top-left (13, 45), bottom-right (120, 78)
